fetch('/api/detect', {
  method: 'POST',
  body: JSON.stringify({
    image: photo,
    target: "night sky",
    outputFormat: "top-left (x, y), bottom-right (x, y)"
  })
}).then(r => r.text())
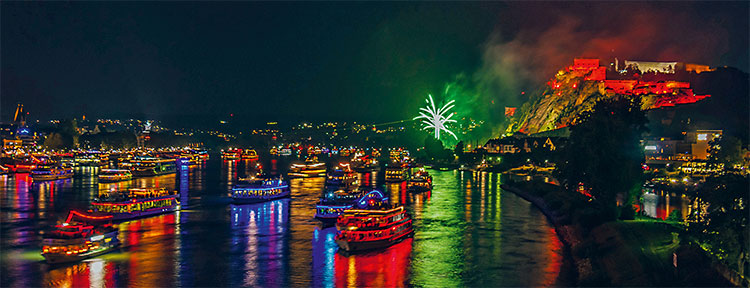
top-left (2, 2), bottom-right (747, 128)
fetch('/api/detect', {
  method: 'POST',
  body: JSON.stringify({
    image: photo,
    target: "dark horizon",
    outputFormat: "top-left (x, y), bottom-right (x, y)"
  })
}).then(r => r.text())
top-left (2, 2), bottom-right (748, 129)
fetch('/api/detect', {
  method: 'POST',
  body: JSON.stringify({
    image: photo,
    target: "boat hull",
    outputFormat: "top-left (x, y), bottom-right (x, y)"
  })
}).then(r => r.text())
top-left (109, 206), bottom-right (176, 221)
top-left (131, 168), bottom-right (176, 177)
top-left (32, 174), bottom-right (73, 181)
top-left (43, 244), bottom-right (119, 264)
top-left (335, 230), bottom-right (413, 253)
top-left (232, 190), bottom-right (290, 204)
top-left (98, 176), bottom-right (132, 183)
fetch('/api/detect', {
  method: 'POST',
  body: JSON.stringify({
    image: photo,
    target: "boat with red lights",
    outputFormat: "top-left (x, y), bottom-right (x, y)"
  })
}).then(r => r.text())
top-left (87, 187), bottom-right (179, 221)
top-left (407, 169), bottom-right (432, 192)
top-left (334, 190), bottom-right (413, 252)
top-left (98, 169), bottom-right (133, 183)
top-left (231, 174), bottom-right (290, 203)
top-left (289, 156), bottom-right (326, 178)
top-left (30, 165), bottom-right (74, 181)
top-left (41, 212), bottom-right (120, 264)
top-left (222, 148), bottom-right (242, 160)
top-left (351, 155), bottom-right (378, 172)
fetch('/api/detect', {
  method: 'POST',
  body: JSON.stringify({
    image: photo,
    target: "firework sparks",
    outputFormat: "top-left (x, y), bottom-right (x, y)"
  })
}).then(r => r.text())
top-left (414, 94), bottom-right (458, 140)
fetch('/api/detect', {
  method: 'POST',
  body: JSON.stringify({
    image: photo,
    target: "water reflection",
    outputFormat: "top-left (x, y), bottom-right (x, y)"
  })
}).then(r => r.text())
top-left (1, 158), bottom-right (566, 287)
top-left (230, 199), bottom-right (290, 286)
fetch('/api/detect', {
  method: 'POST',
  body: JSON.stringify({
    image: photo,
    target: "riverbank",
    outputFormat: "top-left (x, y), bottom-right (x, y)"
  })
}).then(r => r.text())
top-left (501, 180), bottom-right (732, 286)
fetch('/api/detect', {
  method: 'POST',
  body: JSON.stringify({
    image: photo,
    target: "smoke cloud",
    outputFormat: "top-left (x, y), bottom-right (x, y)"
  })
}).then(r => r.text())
top-left (448, 2), bottom-right (741, 142)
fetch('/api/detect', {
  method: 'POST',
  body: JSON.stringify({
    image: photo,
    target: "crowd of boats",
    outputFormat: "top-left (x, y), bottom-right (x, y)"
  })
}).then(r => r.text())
top-left (4, 147), bottom-right (435, 264)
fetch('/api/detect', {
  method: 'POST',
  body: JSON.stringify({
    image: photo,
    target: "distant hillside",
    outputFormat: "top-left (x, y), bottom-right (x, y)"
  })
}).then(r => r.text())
top-left (505, 59), bottom-right (746, 140)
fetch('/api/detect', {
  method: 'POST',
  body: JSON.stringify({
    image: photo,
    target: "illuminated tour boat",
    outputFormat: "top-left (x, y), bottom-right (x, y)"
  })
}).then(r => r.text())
top-left (315, 188), bottom-right (366, 222)
top-left (407, 169), bottom-right (432, 192)
top-left (41, 212), bottom-right (120, 264)
top-left (231, 174), bottom-right (290, 203)
top-left (241, 149), bottom-right (259, 160)
top-left (289, 156), bottom-right (327, 178)
top-left (98, 169), bottom-right (133, 183)
top-left (384, 163), bottom-right (408, 182)
top-left (325, 163), bottom-right (358, 188)
top-left (89, 187), bottom-right (179, 221)
top-left (30, 165), bottom-right (74, 181)
top-left (123, 158), bottom-right (177, 177)
top-left (2, 156), bottom-right (37, 173)
top-left (221, 148), bottom-right (242, 160)
top-left (334, 190), bottom-right (414, 252)
top-left (351, 155), bottom-right (378, 172)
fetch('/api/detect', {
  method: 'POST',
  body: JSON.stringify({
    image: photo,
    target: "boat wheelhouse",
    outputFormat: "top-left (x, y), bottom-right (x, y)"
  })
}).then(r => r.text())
top-left (241, 149), bottom-right (259, 160)
top-left (334, 191), bottom-right (413, 253)
top-left (30, 165), bottom-right (74, 181)
top-left (407, 170), bottom-right (432, 192)
top-left (122, 158), bottom-right (176, 177)
top-left (98, 169), bottom-right (133, 183)
top-left (41, 212), bottom-right (120, 264)
top-left (384, 163), bottom-right (408, 182)
top-left (90, 187), bottom-right (179, 221)
top-left (289, 156), bottom-right (326, 178)
top-left (231, 174), bottom-right (290, 203)
top-left (314, 188), bottom-right (367, 222)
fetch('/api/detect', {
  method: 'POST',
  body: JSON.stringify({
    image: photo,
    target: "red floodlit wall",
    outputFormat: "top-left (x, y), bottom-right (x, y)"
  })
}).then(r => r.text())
top-left (573, 58), bottom-right (600, 70)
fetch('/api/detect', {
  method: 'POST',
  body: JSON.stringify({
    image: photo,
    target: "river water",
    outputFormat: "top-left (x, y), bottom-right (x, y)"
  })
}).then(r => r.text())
top-left (1, 157), bottom-right (567, 287)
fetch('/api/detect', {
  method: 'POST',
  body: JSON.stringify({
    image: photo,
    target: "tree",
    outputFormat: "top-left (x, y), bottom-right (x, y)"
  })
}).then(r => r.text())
top-left (557, 95), bottom-right (649, 220)
top-left (43, 133), bottom-right (65, 149)
top-left (454, 141), bottom-right (465, 162)
top-left (707, 135), bottom-right (744, 170)
top-left (689, 174), bottom-right (749, 276)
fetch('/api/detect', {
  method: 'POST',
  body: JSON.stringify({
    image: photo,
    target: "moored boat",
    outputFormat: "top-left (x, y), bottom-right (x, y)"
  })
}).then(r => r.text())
top-left (98, 169), bottom-right (133, 183)
top-left (30, 165), bottom-right (74, 181)
top-left (334, 191), bottom-right (413, 253)
top-left (231, 174), bottom-right (290, 203)
top-left (41, 212), bottom-right (120, 264)
top-left (89, 187), bottom-right (179, 222)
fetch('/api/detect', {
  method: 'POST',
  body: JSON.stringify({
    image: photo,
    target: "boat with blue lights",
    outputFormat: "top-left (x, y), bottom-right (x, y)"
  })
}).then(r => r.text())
top-left (87, 187), bottom-right (179, 222)
top-left (30, 165), bottom-right (74, 181)
top-left (334, 190), bottom-right (413, 252)
top-left (41, 212), bottom-right (120, 264)
top-left (314, 188), bottom-right (367, 223)
top-left (407, 169), bottom-right (432, 192)
top-left (289, 156), bottom-right (326, 178)
top-left (231, 174), bottom-right (290, 203)
top-left (98, 169), bottom-right (133, 183)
